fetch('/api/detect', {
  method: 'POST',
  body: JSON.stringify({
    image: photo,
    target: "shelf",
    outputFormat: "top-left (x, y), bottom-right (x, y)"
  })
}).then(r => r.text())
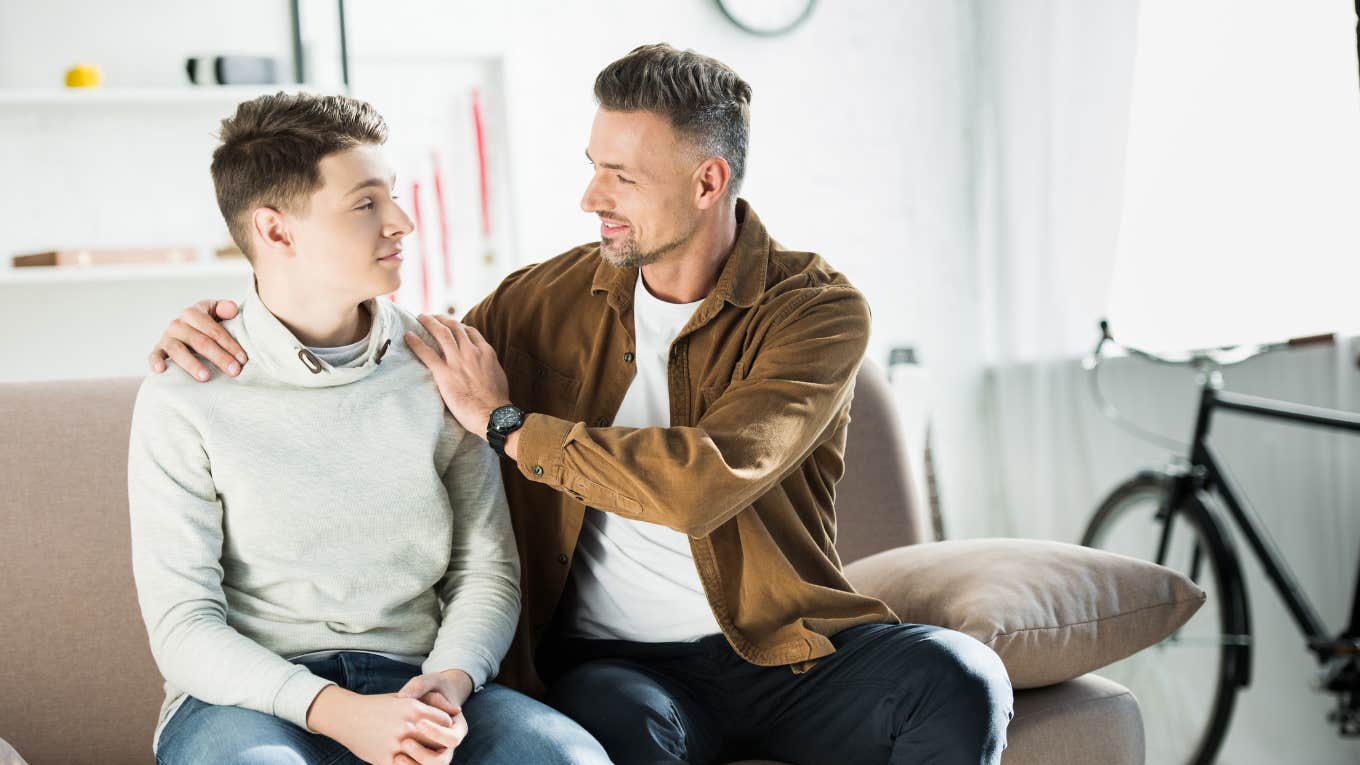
top-left (0, 260), bottom-right (252, 284)
top-left (0, 86), bottom-right (302, 107)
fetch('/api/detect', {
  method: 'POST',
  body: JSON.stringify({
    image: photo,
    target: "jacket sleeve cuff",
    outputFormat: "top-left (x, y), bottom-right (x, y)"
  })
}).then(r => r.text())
top-left (514, 413), bottom-right (575, 486)
top-left (272, 667), bottom-right (336, 732)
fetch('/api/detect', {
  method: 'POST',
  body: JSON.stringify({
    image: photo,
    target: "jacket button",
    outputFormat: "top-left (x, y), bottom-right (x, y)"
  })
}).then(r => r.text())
top-left (623, 351), bottom-right (635, 363)
top-left (557, 553), bottom-right (569, 565)
top-left (532, 465), bottom-right (544, 477)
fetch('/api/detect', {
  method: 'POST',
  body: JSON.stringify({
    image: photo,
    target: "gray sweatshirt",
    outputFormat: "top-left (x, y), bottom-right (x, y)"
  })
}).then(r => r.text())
top-left (127, 288), bottom-right (520, 742)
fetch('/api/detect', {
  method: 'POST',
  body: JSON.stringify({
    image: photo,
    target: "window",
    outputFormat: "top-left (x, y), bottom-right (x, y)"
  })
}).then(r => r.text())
top-left (1108, 0), bottom-right (1360, 349)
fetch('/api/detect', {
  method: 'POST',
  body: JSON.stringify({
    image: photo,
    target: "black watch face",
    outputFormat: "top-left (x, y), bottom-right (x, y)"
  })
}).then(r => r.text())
top-left (490, 405), bottom-right (525, 432)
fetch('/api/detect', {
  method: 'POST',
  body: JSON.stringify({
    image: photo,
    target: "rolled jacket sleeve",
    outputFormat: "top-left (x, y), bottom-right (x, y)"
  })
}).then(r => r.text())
top-left (512, 286), bottom-right (869, 538)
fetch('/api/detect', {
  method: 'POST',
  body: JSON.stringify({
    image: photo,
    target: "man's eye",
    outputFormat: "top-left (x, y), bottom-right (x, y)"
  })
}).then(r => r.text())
top-left (618, 175), bottom-right (634, 184)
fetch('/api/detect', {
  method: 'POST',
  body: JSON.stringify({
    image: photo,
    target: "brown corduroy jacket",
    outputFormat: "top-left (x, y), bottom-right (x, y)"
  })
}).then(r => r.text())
top-left (462, 200), bottom-right (898, 697)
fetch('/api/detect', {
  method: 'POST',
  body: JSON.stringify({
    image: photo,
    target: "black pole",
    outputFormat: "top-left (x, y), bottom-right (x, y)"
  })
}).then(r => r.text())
top-left (290, 0), bottom-right (305, 84)
top-left (338, 0), bottom-right (350, 89)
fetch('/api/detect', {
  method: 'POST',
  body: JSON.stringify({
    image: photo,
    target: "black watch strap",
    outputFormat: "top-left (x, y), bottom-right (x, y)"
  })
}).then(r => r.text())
top-left (486, 424), bottom-right (511, 454)
top-left (488, 429), bottom-right (510, 459)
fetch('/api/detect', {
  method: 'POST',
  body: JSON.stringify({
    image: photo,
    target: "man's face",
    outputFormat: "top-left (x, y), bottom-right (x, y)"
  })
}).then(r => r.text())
top-left (581, 108), bottom-right (701, 268)
top-left (279, 144), bottom-right (413, 301)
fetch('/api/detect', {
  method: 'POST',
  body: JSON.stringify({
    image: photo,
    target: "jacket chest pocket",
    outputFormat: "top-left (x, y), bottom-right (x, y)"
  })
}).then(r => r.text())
top-left (506, 345), bottom-right (582, 420)
top-left (696, 359), bottom-right (745, 420)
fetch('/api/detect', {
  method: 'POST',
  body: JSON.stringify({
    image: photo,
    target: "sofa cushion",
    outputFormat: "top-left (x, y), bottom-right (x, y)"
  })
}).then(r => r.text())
top-left (843, 538), bottom-right (1205, 689)
top-left (1004, 673), bottom-right (1144, 764)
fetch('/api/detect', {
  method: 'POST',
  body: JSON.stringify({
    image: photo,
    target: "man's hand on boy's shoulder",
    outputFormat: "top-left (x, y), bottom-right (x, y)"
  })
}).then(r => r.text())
top-left (405, 314), bottom-right (511, 442)
top-left (149, 299), bottom-right (247, 382)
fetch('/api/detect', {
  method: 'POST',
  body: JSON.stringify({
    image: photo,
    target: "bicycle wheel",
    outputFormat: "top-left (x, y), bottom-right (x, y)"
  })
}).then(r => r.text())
top-left (1082, 470), bottom-right (1248, 765)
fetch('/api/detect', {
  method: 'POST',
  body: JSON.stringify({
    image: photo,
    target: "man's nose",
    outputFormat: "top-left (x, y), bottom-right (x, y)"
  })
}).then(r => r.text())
top-left (580, 175), bottom-right (609, 213)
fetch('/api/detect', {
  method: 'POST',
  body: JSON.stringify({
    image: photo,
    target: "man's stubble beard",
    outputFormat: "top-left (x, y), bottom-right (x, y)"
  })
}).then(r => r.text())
top-left (599, 225), bottom-right (692, 269)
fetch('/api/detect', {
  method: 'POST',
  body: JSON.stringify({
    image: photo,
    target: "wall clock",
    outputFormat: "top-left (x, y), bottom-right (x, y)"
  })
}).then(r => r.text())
top-left (716, 0), bottom-right (816, 37)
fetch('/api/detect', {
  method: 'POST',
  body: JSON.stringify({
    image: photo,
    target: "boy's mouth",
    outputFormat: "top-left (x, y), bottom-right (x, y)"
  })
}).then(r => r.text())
top-left (378, 249), bottom-right (403, 263)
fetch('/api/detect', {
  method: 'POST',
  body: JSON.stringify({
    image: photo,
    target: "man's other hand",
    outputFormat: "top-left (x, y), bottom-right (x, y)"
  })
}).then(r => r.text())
top-left (148, 299), bottom-right (245, 381)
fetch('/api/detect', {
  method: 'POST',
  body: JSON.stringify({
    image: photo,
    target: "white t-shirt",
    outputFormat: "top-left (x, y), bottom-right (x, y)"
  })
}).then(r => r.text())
top-left (562, 274), bottom-right (723, 642)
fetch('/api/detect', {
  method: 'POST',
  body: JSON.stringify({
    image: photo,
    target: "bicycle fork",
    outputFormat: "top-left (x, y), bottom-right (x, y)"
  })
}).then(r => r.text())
top-left (1156, 469), bottom-right (1256, 690)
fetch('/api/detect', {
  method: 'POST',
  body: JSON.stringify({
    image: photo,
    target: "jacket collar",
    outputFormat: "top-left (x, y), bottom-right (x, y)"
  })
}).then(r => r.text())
top-left (590, 199), bottom-right (771, 322)
top-left (239, 282), bottom-right (397, 388)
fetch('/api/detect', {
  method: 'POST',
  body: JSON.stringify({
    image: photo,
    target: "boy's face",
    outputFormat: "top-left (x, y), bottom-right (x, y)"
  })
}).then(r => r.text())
top-left (581, 108), bottom-right (702, 268)
top-left (275, 144), bottom-right (412, 302)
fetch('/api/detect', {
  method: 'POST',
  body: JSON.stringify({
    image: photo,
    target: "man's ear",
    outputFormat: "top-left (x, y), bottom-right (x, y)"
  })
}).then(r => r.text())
top-left (693, 156), bottom-right (732, 211)
top-left (250, 207), bottom-right (294, 258)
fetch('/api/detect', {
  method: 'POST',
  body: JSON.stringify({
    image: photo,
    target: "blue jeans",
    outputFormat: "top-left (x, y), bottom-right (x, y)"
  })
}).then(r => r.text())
top-left (155, 652), bottom-right (609, 765)
top-left (543, 623), bottom-right (1013, 765)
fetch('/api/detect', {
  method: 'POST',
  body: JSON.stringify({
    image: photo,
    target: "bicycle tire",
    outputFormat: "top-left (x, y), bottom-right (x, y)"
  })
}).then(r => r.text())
top-left (1082, 470), bottom-right (1250, 765)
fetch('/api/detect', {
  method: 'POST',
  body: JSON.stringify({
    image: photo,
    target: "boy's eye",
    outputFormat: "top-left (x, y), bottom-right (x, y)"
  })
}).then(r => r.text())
top-left (357, 200), bottom-right (375, 211)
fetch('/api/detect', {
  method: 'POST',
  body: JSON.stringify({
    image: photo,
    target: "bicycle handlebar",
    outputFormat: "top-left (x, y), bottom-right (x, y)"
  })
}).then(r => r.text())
top-left (1084, 321), bottom-right (1343, 452)
top-left (1089, 320), bottom-right (1336, 371)
top-left (1287, 332), bottom-right (1337, 348)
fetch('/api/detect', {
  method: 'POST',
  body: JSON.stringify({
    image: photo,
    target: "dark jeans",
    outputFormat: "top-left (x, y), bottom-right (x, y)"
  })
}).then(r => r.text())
top-left (542, 623), bottom-right (1013, 765)
top-left (156, 652), bottom-right (609, 765)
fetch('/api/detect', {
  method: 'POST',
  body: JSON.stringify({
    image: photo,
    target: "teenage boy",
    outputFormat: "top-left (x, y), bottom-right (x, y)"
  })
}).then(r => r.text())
top-left (128, 92), bottom-right (606, 765)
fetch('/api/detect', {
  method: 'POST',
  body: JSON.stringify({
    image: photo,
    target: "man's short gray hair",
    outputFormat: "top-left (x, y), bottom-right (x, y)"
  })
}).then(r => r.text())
top-left (594, 43), bottom-right (752, 198)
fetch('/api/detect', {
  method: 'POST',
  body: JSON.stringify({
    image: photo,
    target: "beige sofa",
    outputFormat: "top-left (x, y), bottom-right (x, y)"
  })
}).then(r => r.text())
top-left (0, 365), bottom-right (1145, 764)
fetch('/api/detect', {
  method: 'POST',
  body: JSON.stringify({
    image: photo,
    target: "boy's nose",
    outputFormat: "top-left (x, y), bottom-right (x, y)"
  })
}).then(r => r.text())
top-left (388, 204), bottom-right (415, 237)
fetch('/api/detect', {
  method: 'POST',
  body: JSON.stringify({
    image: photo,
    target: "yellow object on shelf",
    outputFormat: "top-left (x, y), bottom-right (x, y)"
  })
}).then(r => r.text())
top-left (64, 64), bottom-right (103, 88)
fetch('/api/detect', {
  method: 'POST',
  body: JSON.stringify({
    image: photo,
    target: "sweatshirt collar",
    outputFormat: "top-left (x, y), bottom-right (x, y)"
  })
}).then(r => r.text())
top-left (240, 284), bottom-right (396, 388)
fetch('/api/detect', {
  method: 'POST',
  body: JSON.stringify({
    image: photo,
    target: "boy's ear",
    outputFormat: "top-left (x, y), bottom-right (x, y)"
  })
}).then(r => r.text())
top-left (250, 206), bottom-right (294, 257)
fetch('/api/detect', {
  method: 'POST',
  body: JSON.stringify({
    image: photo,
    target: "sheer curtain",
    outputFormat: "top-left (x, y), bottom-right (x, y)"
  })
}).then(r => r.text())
top-left (939, 0), bottom-right (1142, 542)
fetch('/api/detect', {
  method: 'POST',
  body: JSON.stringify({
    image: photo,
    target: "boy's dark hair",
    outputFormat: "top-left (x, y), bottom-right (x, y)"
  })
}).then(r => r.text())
top-left (211, 92), bottom-right (388, 259)
top-left (594, 43), bottom-right (752, 198)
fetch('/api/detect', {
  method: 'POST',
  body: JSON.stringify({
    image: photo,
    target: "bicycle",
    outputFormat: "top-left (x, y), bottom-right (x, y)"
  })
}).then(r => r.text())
top-left (1079, 320), bottom-right (1360, 765)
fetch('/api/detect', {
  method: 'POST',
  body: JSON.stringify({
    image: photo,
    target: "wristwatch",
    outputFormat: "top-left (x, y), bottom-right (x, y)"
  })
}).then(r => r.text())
top-left (487, 404), bottom-right (527, 459)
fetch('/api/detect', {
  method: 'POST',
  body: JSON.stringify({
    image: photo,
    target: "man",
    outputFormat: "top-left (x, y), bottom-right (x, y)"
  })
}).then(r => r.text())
top-left (131, 92), bottom-right (605, 765)
top-left (150, 45), bottom-right (1013, 764)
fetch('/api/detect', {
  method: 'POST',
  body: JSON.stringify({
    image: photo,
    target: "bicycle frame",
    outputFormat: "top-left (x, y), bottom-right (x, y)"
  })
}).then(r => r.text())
top-left (1180, 372), bottom-right (1360, 661)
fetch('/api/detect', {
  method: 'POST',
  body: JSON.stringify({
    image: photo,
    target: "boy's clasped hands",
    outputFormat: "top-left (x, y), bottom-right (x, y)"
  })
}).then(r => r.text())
top-left (307, 669), bottom-right (475, 765)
